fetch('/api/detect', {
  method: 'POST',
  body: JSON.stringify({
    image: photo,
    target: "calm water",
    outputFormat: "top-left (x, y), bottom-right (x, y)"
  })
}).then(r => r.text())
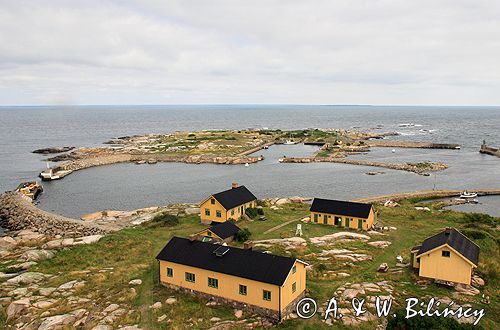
top-left (0, 105), bottom-right (499, 218)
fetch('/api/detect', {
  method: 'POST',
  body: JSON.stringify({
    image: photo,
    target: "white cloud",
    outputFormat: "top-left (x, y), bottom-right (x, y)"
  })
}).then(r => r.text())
top-left (0, 0), bottom-right (499, 105)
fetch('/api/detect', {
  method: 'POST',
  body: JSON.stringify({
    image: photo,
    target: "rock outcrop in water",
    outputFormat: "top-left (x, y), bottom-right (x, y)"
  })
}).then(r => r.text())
top-left (32, 147), bottom-right (75, 154)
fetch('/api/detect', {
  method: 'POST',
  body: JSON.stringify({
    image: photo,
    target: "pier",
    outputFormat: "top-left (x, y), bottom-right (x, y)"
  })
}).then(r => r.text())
top-left (353, 188), bottom-right (500, 204)
top-left (480, 141), bottom-right (500, 157)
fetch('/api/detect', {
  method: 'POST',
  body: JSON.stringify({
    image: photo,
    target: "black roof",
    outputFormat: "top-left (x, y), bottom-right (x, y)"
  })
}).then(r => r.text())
top-left (416, 228), bottom-right (479, 265)
top-left (310, 198), bottom-right (373, 218)
top-left (156, 237), bottom-right (296, 286)
top-left (212, 185), bottom-right (257, 210)
top-left (209, 221), bottom-right (241, 239)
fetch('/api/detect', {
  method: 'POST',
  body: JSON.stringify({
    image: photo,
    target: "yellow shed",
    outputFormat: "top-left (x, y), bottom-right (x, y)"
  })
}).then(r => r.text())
top-left (413, 228), bottom-right (479, 285)
top-left (156, 236), bottom-right (307, 321)
top-left (309, 198), bottom-right (376, 230)
top-left (199, 183), bottom-right (257, 224)
top-left (195, 221), bottom-right (241, 243)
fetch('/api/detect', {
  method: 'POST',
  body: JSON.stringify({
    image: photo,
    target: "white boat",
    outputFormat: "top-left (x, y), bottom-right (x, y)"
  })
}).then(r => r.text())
top-left (391, 149), bottom-right (396, 153)
top-left (460, 191), bottom-right (478, 199)
top-left (244, 163), bottom-right (249, 167)
top-left (284, 140), bottom-right (295, 145)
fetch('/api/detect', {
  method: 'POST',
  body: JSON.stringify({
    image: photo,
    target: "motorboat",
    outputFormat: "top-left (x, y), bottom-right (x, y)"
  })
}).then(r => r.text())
top-left (460, 191), bottom-right (478, 199)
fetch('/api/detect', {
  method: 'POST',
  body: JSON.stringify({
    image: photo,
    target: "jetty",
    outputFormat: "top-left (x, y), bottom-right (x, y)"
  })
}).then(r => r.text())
top-left (480, 141), bottom-right (500, 157)
top-left (353, 188), bottom-right (500, 204)
top-left (367, 140), bottom-right (460, 149)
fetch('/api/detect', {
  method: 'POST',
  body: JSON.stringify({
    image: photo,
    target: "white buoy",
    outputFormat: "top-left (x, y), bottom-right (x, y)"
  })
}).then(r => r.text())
top-left (392, 149), bottom-right (396, 153)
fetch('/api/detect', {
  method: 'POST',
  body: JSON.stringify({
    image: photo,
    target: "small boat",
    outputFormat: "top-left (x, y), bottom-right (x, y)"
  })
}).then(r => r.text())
top-left (245, 163), bottom-right (249, 167)
top-left (391, 149), bottom-right (396, 153)
top-left (284, 140), bottom-right (296, 145)
top-left (15, 182), bottom-right (43, 200)
top-left (39, 162), bottom-right (72, 181)
top-left (263, 145), bottom-right (269, 149)
top-left (460, 191), bottom-right (478, 199)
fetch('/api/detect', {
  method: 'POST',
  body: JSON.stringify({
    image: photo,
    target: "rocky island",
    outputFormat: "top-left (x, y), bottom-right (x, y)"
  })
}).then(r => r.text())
top-left (38, 128), bottom-right (457, 179)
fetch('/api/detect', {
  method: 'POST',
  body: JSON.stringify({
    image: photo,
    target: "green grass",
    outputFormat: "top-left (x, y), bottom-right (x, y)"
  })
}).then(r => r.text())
top-left (2, 201), bottom-right (497, 329)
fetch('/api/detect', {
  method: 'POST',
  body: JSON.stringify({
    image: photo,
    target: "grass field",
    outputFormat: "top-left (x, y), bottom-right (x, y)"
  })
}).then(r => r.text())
top-left (5, 200), bottom-right (496, 329)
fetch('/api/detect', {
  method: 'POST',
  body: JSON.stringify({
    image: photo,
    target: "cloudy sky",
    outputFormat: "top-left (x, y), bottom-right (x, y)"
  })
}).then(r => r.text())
top-left (1, 0), bottom-right (499, 105)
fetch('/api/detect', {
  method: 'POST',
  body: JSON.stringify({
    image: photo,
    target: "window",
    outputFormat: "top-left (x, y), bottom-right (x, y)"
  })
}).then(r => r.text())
top-left (207, 231), bottom-right (212, 236)
top-left (292, 265), bottom-right (296, 274)
top-left (231, 209), bottom-right (235, 216)
top-left (167, 267), bottom-right (173, 277)
top-left (208, 277), bottom-right (218, 288)
top-left (211, 198), bottom-right (215, 205)
top-left (239, 284), bottom-right (247, 295)
top-left (314, 214), bottom-right (318, 223)
top-left (205, 209), bottom-right (210, 216)
top-left (263, 290), bottom-right (271, 301)
top-left (292, 282), bottom-right (296, 293)
top-left (216, 210), bottom-right (222, 218)
top-left (185, 272), bottom-right (195, 283)
top-left (323, 215), bottom-right (328, 224)
top-left (442, 251), bottom-right (451, 257)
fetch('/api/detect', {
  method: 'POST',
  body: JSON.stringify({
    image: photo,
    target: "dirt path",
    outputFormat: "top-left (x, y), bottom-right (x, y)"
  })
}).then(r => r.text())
top-left (263, 217), bottom-right (302, 234)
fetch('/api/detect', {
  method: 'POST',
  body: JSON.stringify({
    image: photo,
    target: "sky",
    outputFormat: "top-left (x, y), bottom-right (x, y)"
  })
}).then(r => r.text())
top-left (1, 0), bottom-right (499, 106)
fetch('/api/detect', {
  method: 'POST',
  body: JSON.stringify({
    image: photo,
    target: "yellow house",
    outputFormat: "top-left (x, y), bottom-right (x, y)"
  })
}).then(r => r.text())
top-left (199, 183), bottom-right (257, 224)
top-left (195, 221), bottom-right (241, 243)
top-left (411, 228), bottom-right (480, 285)
top-left (156, 236), bottom-right (308, 321)
top-left (309, 198), bottom-right (376, 230)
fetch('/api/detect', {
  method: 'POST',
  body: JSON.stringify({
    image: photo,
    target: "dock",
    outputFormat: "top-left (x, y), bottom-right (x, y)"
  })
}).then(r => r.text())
top-left (480, 142), bottom-right (500, 157)
top-left (353, 188), bottom-right (500, 204)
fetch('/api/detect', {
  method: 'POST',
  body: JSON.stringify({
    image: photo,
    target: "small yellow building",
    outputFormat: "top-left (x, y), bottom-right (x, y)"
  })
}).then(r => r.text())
top-left (309, 198), bottom-right (376, 230)
top-left (199, 183), bottom-right (257, 224)
top-left (411, 228), bottom-right (480, 285)
top-left (156, 236), bottom-right (307, 321)
top-left (195, 221), bottom-right (241, 243)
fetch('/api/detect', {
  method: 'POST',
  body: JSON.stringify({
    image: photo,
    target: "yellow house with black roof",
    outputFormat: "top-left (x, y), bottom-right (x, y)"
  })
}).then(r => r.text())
top-left (309, 198), bottom-right (376, 230)
top-left (156, 236), bottom-right (307, 321)
top-left (199, 183), bottom-right (257, 224)
top-left (411, 228), bottom-right (480, 285)
top-left (196, 221), bottom-right (241, 243)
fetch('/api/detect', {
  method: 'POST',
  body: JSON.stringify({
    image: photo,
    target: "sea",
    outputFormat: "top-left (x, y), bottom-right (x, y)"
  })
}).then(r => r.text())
top-left (0, 105), bottom-right (499, 220)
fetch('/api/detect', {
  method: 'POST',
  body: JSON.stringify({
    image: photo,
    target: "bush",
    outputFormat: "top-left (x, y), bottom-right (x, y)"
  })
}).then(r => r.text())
top-left (461, 228), bottom-right (492, 240)
top-left (245, 207), bottom-right (263, 219)
top-left (151, 213), bottom-right (179, 227)
top-left (462, 213), bottom-right (497, 227)
top-left (387, 308), bottom-right (482, 330)
top-left (234, 228), bottom-right (252, 242)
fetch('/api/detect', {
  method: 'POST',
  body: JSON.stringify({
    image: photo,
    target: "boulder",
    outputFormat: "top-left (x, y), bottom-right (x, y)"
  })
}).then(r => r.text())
top-left (310, 232), bottom-right (370, 245)
top-left (104, 304), bottom-right (120, 313)
top-left (275, 198), bottom-right (290, 206)
top-left (129, 279), bottom-right (142, 286)
top-left (20, 249), bottom-right (55, 262)
top-left (150, 301), bottom-right (162, 309)
top-left (0, 236), bottom-right (17, 250)
top-left (81, 212), bottom-right (104, 221)
top-left (58, 280), bottom-right (78, 290)
top-left (165, 298), bottom-right (177, 305)
top-left (7, 272), bottom-right (46, 285)
top-left (367, 241), bottom-right (392, 249)
top-left (38, 309), bottom-right (86, 330)
top-left (254, 237), bottom-right (307, 248)
top-left (39, 287), bottom-right (57, 296)
top-left (184, 207), bottom-right (200, 215)
top-left (6, 298), bottom-right (30, 320)
top-left (471, 275), bottom-right (485, 287)
top-left (234, 309), bottom-right (243, 318)
top-left (73, 235), bottom-right (103, 245)
top-left (158, 314), bottom-right (167, 322)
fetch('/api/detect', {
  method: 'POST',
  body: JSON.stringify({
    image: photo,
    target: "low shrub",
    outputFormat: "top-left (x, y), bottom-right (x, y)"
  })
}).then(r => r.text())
top-left (234, 228), bottom-right (252, 242)
top-left (150, 213), bottom-right (179, 227)
top-left (245, 207), bottom-right (263, 219)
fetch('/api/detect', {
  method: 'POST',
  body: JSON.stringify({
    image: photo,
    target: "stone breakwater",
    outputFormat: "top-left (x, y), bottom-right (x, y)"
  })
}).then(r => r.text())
top-left (0, 192), bottom-right (108, 236)
top-left (280, 157), bottom-right (447, 175)
top-left (53, 153), bottom-right (261, 177)
top-left (353, 188), bottom-right (500, 204)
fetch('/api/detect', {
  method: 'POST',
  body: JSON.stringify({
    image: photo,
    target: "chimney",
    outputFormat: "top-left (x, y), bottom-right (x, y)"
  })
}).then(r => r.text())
top-left (444, 228), bottom-right (452, 235)
top-left (189, 234), bottom-right (196, 242)
top-left (231, 182), bottom-right (239, 189)
top-left (244, 241), bottom-right (253, 250)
